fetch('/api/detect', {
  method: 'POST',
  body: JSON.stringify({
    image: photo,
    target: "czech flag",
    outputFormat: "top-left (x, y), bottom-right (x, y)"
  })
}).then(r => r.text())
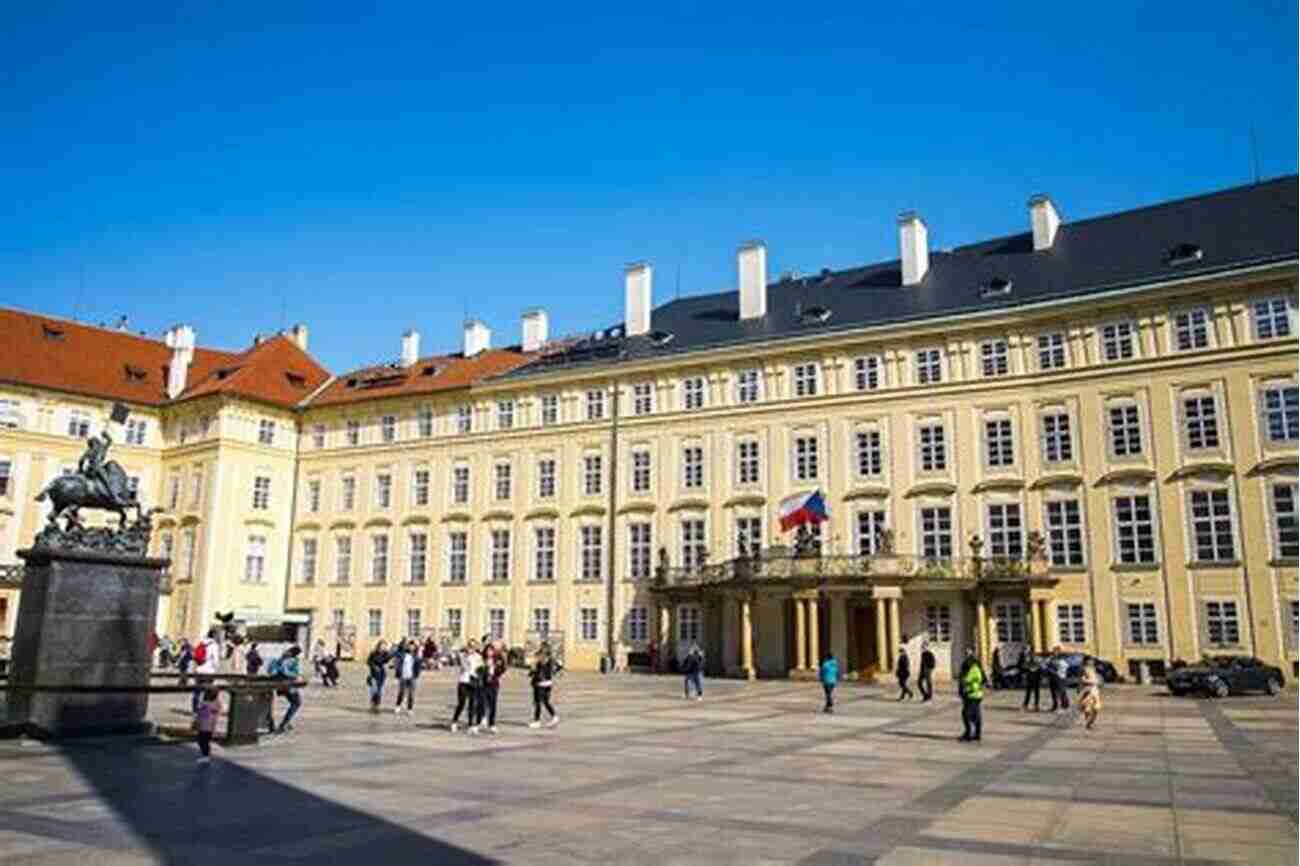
top-left (778, 490), bottom-right (829, 532)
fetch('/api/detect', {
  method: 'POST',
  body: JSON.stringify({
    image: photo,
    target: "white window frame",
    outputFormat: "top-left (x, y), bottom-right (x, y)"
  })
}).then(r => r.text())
top-left (446, 530), bottom-right (468, 584)
top-left (793, 434), bottom-right (819, 482)
top-left (736, 438), bottom-right (760, 486)
top-left (792, 362), bottom-right (819, 398)
top-left (855, 508), bottom-right (888, 556)
top-left (1203, 599), bottom-right (1241, 648)
top-left (451, 465), bottom-right (470, 506)
top-left (537, 458), bottom-right (557, 499)
top-left (1125, 601), bottom-right (1161, 646)
top-left (579, 607), bottom-right (600, 642)
top-left (533, 525), bottom-right (556, 581)
top-left (735, 515), bottom-right (762, 556)
top-left (417, 407), bottom-right (434, 438)
top-left (630, 449), bottom-right (652, 494)
top-left (1113, 492), bottom-right (1157, 564)
top-left (1251, 296), bottom-right (1295, 341)
top-left (735, 368), bottom-right (761, 404)
top-left (300, 538), bottom-right (317, 584)
top-left (579, 525), bottom-right (603, 581)
top-left (1100, 320), bottom-right (1137, 362)
top-left (1044, 498), bottom-right (1085, 567)
top-left (853, 355), bottom-right (882, 391)
top-left (368, 609), bottom-right (383, 639)
top-left (1171, 307), bottom-right (1211, 352)
top-left (1270, 481), bottom-right (1299, 560)
top-left (258, 419), bottom-right (276, 445)
top-left (531, 607), bottom-right (552, 637)
top-left (1260, 383), bottom-right (1300, 444)
top-left (680, 518), bottom-right (707, 568)
top-left (984, 415), bottom-right (1015, 469)
top-left (628, 521), bottom-right (652, 579)
top-left (1040, 410), bottom-right (1073, 464)
top-left (583, 454), bottom-right (602, 496)
top-left (494, 461), bottom-right (512, 501)
top-left (340, 475), bottom-right (357, 511)
top-left (335, 535), bottom-right (352, 583)
top-left (374, 472), bottom-right (392, 509)
top-left (632, 382), bottom-right (655, 416)
top-left (252, 475), bottom-right (271, 510)
top-left (994, 602), bottom-right (1025, 643)
top-left (918, 503), bottom-right (954, 561)
top-left (1107, 401), bottom-right (1145, 458)
top-left (244, 534), bottom-right (267, 584)
top-left (980, 339), bottom-right (1009, 377)
top-left (489, 528), bottom-right (511, 581)
top-left (985, 501), bottom-right (1024, 559)
top-left (408, 532), bottom-right (428, 584)
top-left (854, 428), bottom-right (883, 479)
top-left (370, 534), bottom-right (389, 583)
top-left (586, 389), bottom-right (606, 421)
top-left (346, 419), bottom-right (361, 446)
top-left (917, 421), bottom-right (947, 473)
top-left (497, 400), bottom-right (514, 430)
top-left (380, 414), bottom-right (397, 443)
top-left (445, 608), bottom-right (463, 639)
top-left (1036, 332), bottom-right (1067, 371)
top-left (487, 607), bottom-right (507, 642)
top-left (925, 604), bottom-right (952, 643)
top-left (681, 444), bottom-right (705, 490)
top-left (1187, 487), bottom-right (1236, 563)
top-left (540, 394), bottom-right (559, 426)
top-left (682, 377), bottom-right (706, 410)
top-left (914, 348), bottom-right (943, 385)
top-left (1182, 393), bottom-right (1221, 451)
top-left (412, 468), bottom-right (430, 507)
top-left (627, 606), bottom-right (648, 642)
top-left (407, 608), bottom-right (423, 639)
top-left (1057, 602), bottom-right (1087, 645)
top-left (456, 405), bottom-right (473, 435)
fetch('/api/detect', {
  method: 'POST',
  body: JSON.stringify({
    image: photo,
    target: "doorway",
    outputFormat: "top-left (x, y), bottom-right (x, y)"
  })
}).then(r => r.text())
top-left (851, 605), bottom-right (881, 677)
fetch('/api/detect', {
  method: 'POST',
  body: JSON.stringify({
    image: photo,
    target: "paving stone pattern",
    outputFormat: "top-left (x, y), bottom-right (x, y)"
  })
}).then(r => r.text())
top-left (0, 667), bottom-right (1295, 865)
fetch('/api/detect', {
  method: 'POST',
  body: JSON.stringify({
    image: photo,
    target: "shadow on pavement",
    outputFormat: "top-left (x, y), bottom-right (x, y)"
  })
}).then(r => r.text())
top-left (54, 735), bottom-right (498, 865)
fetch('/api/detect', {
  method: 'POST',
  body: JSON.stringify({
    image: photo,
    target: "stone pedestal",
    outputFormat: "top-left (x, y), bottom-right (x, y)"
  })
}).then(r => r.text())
top-left (10, 547), bottom-right (164, 738)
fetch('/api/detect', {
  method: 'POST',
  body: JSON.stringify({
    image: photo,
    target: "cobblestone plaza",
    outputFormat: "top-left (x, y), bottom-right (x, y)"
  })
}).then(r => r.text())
top-left (0, 671), bottom-right (1295, 865)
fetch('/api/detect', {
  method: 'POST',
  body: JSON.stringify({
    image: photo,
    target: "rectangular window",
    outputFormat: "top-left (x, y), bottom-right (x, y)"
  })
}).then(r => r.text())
top-left (736, 516), bottom-right (762, 556)
top-left (586, 389), bottom-right (605, 421)
top-left (1173, 308), bottom-right (1210, 351)
top-left (853, 356), bottom-right (881, 391)
top-left (1262, 385), bottom-right (1300, 443)
top-left (1252, 297), bottom-right (1293, 340)
top-left (1273, 483), bottom-right (1299, 559)
top-left (341, 476), bottom-right (356, 511)
top-left (793, 435), bottom-right (819, 481)
top-left (538, 458), bottom-right (556, 499)
top-left (633, 383), bottom-right (654, 416)
top-left (629, 522), bottom-right (652, 578)
top-left (579, 607), bottom-right (599, 642)
top-left (181, 527), bottom-right (197, 580)
top-left (370, 535), bottom-right (389, 583)
top-left (575, 525), bottom-right (602, 580)
top-left (1037, 332), bottom-right (1067, 370)
top-left (0, 460), bottom-right (13, 498)
top-left (855, 430), bottom-right (882, 478)
top-left (534, 526), bottom-right (556, 581)
top-left (190, 469), bottom-right (204, 508)
top-left (1126, 602), bottom-right (1160, 645)
top-left (252, 476), bottom-right (271, 510)
top-left (918, 423), bottom-right (946, 472)
top-left (631, 450), bottom-right (651, 493)
top-left (490, 529), bottom-right (511, 581)
top-left (300, 538), bottom-right (317, 583)
top-left (244, 535), bottom-right (267, 583)
top-left (677, 606), bottom-right (701, 643)
top-left (682, 377), bottom-right (705, 410)
top-left (368, 609), bottom-right (383, 639)
top-left (412, 469), bottom-right (430, 507)
top-left (1184, 396), bottom-right (1220, 450)
top-left (1204, 600), bottom-right (1240, 646)
top-left (925, 604), bottom-right (952, 643)
top-left (583, 455), bottom-right (602, 496)
top-left (984, 418), bottom-right (1015, 468)
top-left (452, 466), bottom-right (470, 505)
top-left (915, 349), bottom-right (943, 384)
top-left (793, 363), bottom-right (819, 397)
top-left (994, 602), bottom-right (1025, 643)
top-left (986, 503), bottom-right (1024, 558)
top-left (125, 419), bottom-right (148, 445)
top-left (1108, 404), bottom-right (1144, 457)
top-left (980, 340), bottom-right (1009, 377)
top-left (1045, 500), bottom-right (1085, 567)
top-left (1101, 321), bottom-right (1136, 362)
top-left (332, 609), bottom-right (345, 634)
top-left (680, 519), bottom-right (707, 568)
top-left (447, 532), bottom-right (468, 583)
top-left (417, 407), bottom-right (434, 438)
top-left (682, 446), bottom-right (704, 489)
top-left (855, 509), bottom-right (887, 556)
top-left (456, 405), bottom-right (472, 434)
top-left (1114, 495), bottom-right (1156, 564)
top-left (258, 419), bottom-right (275, 445)
top-left (494, 462), bottom-right (512, 500)
top-left (497, 401), bottom-right (514, 430)
top-left (335, 536), bottom-right (352, 583)
top-left (531, 607), bottom-right (551, 637)
top-left (158, 532), bottom-right (174, 569)
top-left (408, 532), bottom-right (427, 583)
top-left (312, 424), bottom-right (326, 448)
top-left (919, 506), bottom-right (953, 560)
top-left (168, 475), bottom-right (181, 510)
top-left (407, 609), bottom-right (422, 639)
top-left (305, 479), bottom-right (321, 513)
top-left (346, 420), bottom-right (361, 446)
top-left (1290, 600), bottom-right (1299, 648)
top-left (381, 414), bottom-right (397, 443)
top-left (67, 410), bottom-right (91, 438)
top-left (737, 440), bottom-right (760, 485)
top-left (1189, 489), bottom-right (1235, 562)
top-left (736, 369), bottom-right (761, 404)
top-left (487, 608), bottom-right (506, 641)
top-left (1041, 413), bottom-right (1073, 463)
top-left (628, 607), bottom-right (648, 642)
top-left (1057, 603), bottom-right (1087, 644)
top-left (541, 394), bottom-right (559, 426)
top-left (375, 473), bottom-right (392, 509)
top-left (445, 608), bottom-right (463, 639)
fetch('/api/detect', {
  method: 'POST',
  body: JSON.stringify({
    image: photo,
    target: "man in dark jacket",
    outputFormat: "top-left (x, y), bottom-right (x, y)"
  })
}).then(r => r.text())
top-left (896, 639), bottom-right (913, 701)
top-left (1021, 648), bottom-right (1042, 711)
top-left (366, 640), bottom-right (391, 713)
top-left (918, 641), bottom-right (936, 702)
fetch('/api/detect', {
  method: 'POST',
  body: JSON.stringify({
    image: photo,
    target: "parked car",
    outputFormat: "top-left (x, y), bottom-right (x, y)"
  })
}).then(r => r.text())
top-left (997, 652), bottom-right (1119, 689)
top-left (1167, 656), bottom-right (1286, 698)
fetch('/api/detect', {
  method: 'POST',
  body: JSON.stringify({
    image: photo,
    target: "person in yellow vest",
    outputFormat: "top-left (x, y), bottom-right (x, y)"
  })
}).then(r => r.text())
top-left (958, 647), bottom-right (985, 743)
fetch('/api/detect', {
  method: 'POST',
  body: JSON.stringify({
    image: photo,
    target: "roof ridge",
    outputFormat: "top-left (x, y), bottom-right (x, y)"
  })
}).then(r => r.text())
top-left (0, 305), bottom-right (247, 357)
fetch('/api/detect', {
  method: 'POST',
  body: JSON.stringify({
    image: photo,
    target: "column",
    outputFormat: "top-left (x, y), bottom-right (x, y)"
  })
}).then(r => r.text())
top-left (667, 603), bottom-right (678, 661)
top-left (875, 596), bottom-right (889, 672)
top-left (829, 594), bottom-right (849, 669)
top-left (808, 598), bottom-right (821, 667)
top-left (657, 603), bottom-right (670, 670)
top-left (1028, 602), bottom-right (1042, 654)
top-left (887, 597), bottom-right (902, 668)
top-left (740, 596), bottom-right (754, 679)
top-left (1039, 599), bottom-right (1052, 651)
top-left (794, 598), bottom-right (807, 671)
top-left (975, 597), bottom-right (989, 669)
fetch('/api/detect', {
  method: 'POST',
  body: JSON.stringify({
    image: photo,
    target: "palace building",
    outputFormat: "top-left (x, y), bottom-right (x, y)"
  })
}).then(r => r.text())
top-left (1, 176), bottom-right (1297, 681)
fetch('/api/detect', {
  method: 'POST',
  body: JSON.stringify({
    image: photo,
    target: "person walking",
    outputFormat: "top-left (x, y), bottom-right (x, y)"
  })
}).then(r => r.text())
top-left (1021, 649), bottom-right (1042, 711)
top-left (265, 645), bottom-right (304, 734)
top-left (1078, 661), bottom-right (1102, 730)
top-left (394, 639), bottom-right (420, 715)
top-left (683, 644), bottom-right (705, 700)
top-left (958, 648), bottom-right (985, 742)
top-left (311, 639), bottom-right (327, 684)
top-left (366, 640), bottom-right (390, 713)
top-left (176, 638), bottom-right (193, 687)
top-left (918, 641), bottom-right (936, 702)
top-left (194, 686), bottom-right (221, 766)
top-left (191, 628), bottom-right (221, 713)
top-left (421, 636), bottom-right (438, 671)
top-left (450, 640), bottom-right (482, 733)
top-left (480, 643), bottom-right (506, 733)
top-left (819, 652), bottom-right (840, 713)
top-left (245, 642), bottom-right (264, 676)
top-left (1047, 647), bottom-right (1071, 712)
top-left (528, 646), bottom-right (562, 728)
top-left (896, 639), bottom-right (914, 701)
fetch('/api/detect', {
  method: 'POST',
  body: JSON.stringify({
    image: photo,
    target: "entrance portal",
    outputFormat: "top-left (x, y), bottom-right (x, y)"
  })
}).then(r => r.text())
top-left (851, 605), bottom-right (881, 678)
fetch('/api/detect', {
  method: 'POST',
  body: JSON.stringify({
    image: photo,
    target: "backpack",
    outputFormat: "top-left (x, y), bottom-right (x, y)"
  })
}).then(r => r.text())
top-left (193, 641), bottom-right (208, 666)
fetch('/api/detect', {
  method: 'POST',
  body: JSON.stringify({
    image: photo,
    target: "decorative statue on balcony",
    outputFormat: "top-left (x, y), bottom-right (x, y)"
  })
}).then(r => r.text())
top-left (654, 546), bottom-right (670, 583)
top-left (1025, 530), bottom-right (1046, 562)
top-left (793, 524), bottom-right (822, 558)
top-left (875, 528), bottom-right (895, 556)
top-left (32, 403), bottom-right (157, 555)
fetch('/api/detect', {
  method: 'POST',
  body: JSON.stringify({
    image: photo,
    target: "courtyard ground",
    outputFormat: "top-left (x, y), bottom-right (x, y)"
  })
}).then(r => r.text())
top-left (0, 666), bottom-right (1295, 865)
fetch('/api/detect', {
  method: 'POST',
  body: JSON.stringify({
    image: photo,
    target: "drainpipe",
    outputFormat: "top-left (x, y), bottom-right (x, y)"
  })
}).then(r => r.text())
top-left (281, 416), bottom-right (303, 637)
top-left (605, 381), bottom-right (620, 670)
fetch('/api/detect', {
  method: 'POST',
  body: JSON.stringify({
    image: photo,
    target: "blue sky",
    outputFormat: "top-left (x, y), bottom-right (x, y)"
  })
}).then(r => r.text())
top-left (2, 1), bottom-right (1295, 372)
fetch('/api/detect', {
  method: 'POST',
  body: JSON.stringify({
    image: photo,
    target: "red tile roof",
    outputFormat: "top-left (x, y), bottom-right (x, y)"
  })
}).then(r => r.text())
top-left (307, 348), bottom-right (535, 407)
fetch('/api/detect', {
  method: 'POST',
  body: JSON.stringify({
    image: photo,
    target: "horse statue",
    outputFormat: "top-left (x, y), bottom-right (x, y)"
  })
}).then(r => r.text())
top-left (36, 431), bottom-right (144, 529)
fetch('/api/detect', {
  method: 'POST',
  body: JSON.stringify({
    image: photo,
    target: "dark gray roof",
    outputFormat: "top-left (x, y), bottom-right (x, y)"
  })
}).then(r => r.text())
top-left (505, 176), bottom-right (1298, 379)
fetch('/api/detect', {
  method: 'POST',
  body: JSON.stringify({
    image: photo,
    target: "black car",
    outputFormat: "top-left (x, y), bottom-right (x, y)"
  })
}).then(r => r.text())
top-left (996, 652), bottom-right (1119, 689)
top-left (1167, 656), bottom-right (1286, 698)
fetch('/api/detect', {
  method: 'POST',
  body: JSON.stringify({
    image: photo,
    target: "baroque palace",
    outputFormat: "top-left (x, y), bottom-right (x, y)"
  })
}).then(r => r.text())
top-left (1, 176), bottom-right (1297, 681)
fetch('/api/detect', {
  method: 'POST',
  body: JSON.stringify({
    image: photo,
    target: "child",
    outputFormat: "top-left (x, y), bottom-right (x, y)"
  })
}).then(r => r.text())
top-left (528, 647), bottom-right (562, 729)
top-left (819, 652), bottom-right (839, 713)
top-left (195, 687), bottom-right (221, 766)
top-left (1078, 662), bottom-right (1102, 730)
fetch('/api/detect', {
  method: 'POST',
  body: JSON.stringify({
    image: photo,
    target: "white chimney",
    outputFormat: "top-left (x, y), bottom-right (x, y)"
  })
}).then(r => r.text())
top-left (463, 319), bottom-right (491, 357)
top-left (400, 329), bottom-right (420, 367)
top-left (521, 309), bottom-right (548, 352)
top-left (624, 263), bottom-right (652, 336)
top-left (898, 212), bottom-right (929, 286)
top-left (737, 241), bottom-right (767, 320)
top-left (164, 324), bottom-right (195, 399)
top-left (287, 323), bottom-right (309, 351)
top-left (1028, 194), bottom-right (1061, 251)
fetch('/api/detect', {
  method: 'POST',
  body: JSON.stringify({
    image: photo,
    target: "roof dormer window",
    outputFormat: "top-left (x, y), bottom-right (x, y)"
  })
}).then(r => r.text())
top-left (42, 324), bottom-right (64, 340)
top-left (123, 365), bottom-right (148, 382)
top-left (648, 330), bottom-right (675, 347)
top-left (285, 372), bottom-right (306, 388)
top-left (979, 277), bottom-right (1013, 299)
top-left (1166, 243), bottom-right (1203, 266)
top-left (799, 305), bottom-right (832, 324)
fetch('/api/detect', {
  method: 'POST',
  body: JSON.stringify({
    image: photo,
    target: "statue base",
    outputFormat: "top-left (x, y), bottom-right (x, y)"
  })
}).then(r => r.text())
top-left (9, 548), bottom-right (164, 738)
